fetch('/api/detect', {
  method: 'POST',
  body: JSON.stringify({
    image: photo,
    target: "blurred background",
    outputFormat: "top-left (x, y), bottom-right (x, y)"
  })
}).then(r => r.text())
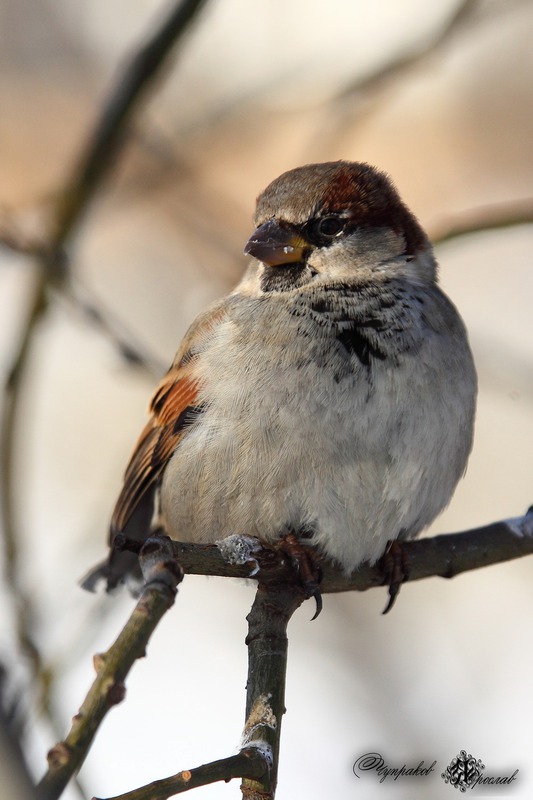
top-left (1, 0), bottom-right (532, 798)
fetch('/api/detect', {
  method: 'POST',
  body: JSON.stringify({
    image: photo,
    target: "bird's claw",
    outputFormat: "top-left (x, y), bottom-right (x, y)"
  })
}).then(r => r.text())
top-left (277, 532), bottom-right (323, 619)
top-left (380, 539), bottom-right (410, 614)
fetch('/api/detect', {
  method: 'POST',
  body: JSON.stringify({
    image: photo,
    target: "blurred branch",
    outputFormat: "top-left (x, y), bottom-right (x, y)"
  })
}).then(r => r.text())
top-left (0, 266), bottom-right (50, 701)
top-left (0, 0), bottom-right (209, 263)
top-left (36, 538), bottom-right (182, 800)
top-left (337, 0), bottom-right (533, 105)
top-left (431, 199), bottom-right (533, 244)
top-left (49, 0), bottom-right (209, 253)
top-left (59, 277), bottom-right (168, 376)
top-left (319, 0), bottom-right (529, 152)
top-left (335, 0), bottom-right (481, 102)
top-left (0, 665), bottom-right (36, 800)
top-left (0, 0), bottom-right (209, 732)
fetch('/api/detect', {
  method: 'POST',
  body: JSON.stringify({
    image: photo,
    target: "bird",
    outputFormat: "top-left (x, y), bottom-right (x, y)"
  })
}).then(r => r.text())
top-left (83, 160), bottom-right (477, 612)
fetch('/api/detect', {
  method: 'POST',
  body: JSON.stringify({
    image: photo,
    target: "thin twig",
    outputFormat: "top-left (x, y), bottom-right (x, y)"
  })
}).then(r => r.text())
top-left (96, 749), bottom-right (269, 800)
top-left (35, 539), bottom-right (183, 800)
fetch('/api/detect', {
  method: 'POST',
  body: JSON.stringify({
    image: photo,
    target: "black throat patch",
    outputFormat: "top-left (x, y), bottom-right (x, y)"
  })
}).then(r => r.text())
top-left (335, 321), bottom-right (388, 365)
top-left (260, 263), bottom-right (314, 293)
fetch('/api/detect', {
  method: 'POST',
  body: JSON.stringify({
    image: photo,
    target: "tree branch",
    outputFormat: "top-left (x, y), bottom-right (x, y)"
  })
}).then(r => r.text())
top-left (95, 749), bottom-right (269, 800)
top-left (90, 580), bottom-right (304, 800)
top-left (240, 582), bottom-right (304, 799)
top-left (42, 509), bottom-right (533, 800)
top-left (120, 508), bottom-right (533, 598)
top-left (35, 539), bottom-right (183, 800)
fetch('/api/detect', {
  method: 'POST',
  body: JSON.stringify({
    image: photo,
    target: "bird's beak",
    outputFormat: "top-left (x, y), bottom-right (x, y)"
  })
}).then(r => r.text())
top-left (244, 219), bottom-right (310, 266)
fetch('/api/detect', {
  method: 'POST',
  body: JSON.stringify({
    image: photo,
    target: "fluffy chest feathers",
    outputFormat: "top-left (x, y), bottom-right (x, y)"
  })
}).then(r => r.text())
top-left (160, 281), bottom-right (476, 569)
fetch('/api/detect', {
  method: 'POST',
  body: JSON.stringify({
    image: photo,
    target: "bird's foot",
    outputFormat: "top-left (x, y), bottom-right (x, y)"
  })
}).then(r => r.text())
top-left (276, 532), bottom-right (323, 619)
top-left (379, 539), bottom-right (410, 614)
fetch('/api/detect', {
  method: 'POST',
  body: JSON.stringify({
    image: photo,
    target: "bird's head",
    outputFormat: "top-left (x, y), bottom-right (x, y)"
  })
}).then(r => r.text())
top-left (243, 161), bottom-right (435, 293)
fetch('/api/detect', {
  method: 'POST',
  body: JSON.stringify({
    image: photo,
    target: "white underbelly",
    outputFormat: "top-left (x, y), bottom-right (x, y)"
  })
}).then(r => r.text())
top-left (160, 357), bottom-right (463, 571)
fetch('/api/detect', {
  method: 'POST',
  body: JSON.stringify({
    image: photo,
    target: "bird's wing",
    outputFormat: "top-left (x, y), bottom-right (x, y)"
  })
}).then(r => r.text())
top-left (110, 300), bottom-right (228, 537)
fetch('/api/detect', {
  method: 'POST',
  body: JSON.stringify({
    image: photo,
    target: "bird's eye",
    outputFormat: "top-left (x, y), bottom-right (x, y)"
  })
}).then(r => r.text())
top-left (317, 216), bottom-right (343, 236)
top-left (314, 215), bottom-right (344, 239)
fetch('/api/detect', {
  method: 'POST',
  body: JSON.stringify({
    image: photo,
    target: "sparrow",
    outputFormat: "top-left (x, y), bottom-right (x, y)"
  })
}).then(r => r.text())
top-left (84, 160), bottom-right (477, 609)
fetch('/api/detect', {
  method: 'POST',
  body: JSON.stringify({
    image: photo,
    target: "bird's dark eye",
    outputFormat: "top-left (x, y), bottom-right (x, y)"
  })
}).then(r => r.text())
top-left (316, 216), bottom-right (344, 237)
top-left (306, 215), bottom-right (346, 245)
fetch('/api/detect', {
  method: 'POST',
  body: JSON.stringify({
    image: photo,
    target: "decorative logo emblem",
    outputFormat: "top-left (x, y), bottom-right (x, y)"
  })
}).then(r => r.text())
top-left (441, 750), bottom-right (485, 792)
